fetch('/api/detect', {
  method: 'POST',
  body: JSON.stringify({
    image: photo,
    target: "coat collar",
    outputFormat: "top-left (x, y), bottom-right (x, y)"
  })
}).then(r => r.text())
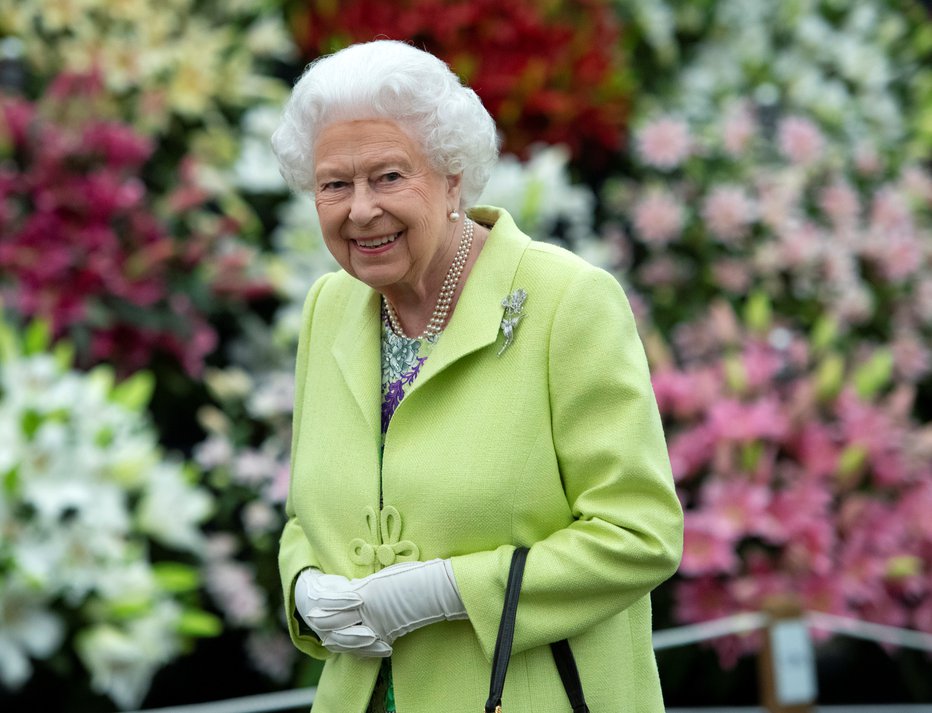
top-left (330, 206), bottom-right (530, 432)
top-left (416, 206), bottom-right (529, 387)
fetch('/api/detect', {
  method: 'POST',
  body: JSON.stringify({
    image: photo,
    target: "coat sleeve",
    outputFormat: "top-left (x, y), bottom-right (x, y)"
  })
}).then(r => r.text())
top-left (450, 266), bottom-right (683, 660)
top-left (279, 273), bottom-right (333, 660)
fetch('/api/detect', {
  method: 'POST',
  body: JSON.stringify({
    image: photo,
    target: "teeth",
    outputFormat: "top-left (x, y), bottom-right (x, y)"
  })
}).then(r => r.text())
top-left (357, 232), bottom-right (399, 248)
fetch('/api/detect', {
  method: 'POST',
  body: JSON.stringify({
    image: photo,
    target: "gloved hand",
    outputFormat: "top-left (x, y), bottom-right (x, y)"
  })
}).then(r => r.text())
top-left (295, 568), bottom-right (393, 657)
top-left (327, 559), bottom-right (468, 646)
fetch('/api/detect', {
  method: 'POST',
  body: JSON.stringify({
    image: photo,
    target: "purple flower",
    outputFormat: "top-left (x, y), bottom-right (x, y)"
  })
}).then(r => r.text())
top-left (381, 380), bottom-right (405, 433)
top-left (400, 357), bottom-right (427, 386)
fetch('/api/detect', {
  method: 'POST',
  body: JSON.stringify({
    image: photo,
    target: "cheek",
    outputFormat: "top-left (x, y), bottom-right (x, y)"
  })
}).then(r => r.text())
top-left (315, 202), bottom-right (341, 237)
top-left (321, 232), bottom-right (349, 267)
top-left (315, 206), bottom-right (348, 259)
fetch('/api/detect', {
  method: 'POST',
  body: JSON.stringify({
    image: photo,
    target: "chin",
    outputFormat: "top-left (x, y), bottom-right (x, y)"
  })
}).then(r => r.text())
top-left (352, 268), bottom-right (402, 292)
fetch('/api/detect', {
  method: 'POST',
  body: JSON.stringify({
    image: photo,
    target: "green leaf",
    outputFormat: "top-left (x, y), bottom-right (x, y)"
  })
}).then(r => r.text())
top-left (723, 354), bottom-right (747, 394)
top-left (177, 609), bottom-right (223, 638)
top-left (108, 597), bottom-right (152, 620)
top-left (181, 461), bottom-right (204, 486)
top-left (0, 316), bottom-right (19, 363)
top-left (914, 23), bottom-right (932, 54)
top-left (52, 341), bottom-right (75, 370)
top-left (836, 444), bottom-right (867, 485)
top-left (94, 426), bottom-right (115, 448)
top-left (23, 320), bottom-right (51, 355)
top-left (152, 562), bottom-right (201, 593)
top-left (815, 353), bottom-right (845, 401)
top-left (87, 365), bottom-right (115, 397)
top-left (810, 315), bottom-right (838, 353)
top-left (20, 410), bottom-right (42, 440)
top-left (3, 466), bottom-right (20, 495)
top-left (740, 441), bottom-right (763, 472)
top-left (111, 371), bottom-right (154, 411)
top-left (886, 555), bottom-right (921, 580)
top-left (743, 291), bottom-right (771, 334)
top-left (853, 350), bottom-right (893, 400)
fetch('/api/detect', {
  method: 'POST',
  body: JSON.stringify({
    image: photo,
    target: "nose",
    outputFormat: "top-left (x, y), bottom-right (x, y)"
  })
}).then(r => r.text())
top-left (348, 182), bottom-right (382, 225)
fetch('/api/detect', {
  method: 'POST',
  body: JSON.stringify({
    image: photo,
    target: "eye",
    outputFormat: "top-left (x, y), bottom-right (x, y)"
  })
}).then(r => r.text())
top-left (380, 171), bottom-right (402, 183)
top-left (320, 180), bottom-right (347, 191)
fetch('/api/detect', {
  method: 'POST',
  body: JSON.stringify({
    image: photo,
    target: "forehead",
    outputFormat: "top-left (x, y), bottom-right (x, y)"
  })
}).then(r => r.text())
top-left (314, 118), bottom-right (427, 174)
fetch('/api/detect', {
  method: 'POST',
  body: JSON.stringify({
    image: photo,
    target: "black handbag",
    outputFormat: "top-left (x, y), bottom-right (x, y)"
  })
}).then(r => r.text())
top-left (485, 547), bottom-right (591, 713)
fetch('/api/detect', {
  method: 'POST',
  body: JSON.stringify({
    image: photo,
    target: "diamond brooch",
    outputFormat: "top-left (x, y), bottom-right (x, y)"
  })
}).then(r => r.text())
top-left (497, 289), bottom-right (527, 356)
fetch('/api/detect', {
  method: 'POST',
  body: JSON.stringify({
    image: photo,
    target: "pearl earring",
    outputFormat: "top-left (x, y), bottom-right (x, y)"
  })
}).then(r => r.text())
top-left (448, 210), bottom-right (460, 222)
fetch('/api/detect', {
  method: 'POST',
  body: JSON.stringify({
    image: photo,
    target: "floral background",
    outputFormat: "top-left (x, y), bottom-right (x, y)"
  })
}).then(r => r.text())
top-left (1, 0), bottom-right (931, 709)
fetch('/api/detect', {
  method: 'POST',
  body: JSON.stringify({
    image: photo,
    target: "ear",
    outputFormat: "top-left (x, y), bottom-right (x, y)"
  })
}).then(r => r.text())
top-left (445, 172), bottom-right (463, 207)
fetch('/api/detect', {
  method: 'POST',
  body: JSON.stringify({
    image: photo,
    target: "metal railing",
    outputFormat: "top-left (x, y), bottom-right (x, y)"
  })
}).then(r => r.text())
top-left (122, 612), bottom-right (932, 713)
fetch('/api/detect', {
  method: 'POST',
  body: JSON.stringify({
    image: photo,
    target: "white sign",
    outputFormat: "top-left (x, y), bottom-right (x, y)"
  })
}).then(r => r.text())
top-left (771, 619), bottom-right (818, 705)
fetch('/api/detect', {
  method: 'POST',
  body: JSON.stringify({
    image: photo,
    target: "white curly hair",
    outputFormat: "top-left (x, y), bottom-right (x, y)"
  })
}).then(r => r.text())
top-left (271, 40), bottom-right (500, 209)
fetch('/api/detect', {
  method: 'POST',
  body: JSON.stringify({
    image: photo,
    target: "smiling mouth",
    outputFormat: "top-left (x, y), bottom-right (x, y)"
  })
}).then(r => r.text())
top-left (355, 231), bottom-right (401, 248)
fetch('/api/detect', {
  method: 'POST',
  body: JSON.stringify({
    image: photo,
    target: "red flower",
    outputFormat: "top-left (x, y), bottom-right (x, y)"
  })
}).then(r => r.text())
top-left (0, 75), bottom-right (255, 376)
top-left (288, 0), bottom-right (630, 163)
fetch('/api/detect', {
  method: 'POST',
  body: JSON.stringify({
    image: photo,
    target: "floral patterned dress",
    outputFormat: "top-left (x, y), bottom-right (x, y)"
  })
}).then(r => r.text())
top-left (368, 305), bottom-right (441, 713)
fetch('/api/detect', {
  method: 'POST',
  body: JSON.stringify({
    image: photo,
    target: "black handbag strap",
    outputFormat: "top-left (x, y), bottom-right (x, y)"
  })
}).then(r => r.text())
top-left (550, 639), bottom-right (590, 713)
top-left (485, 547), bottom-right (528, 713)
top-left (484, 547), bottom-right (591, 713)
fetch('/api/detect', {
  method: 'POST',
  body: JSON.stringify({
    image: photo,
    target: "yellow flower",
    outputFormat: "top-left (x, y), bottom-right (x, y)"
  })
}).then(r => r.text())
top-left (167, 63), bottom-right (216, 116)
top-left (54, 37), bottom-right (98, 76)
top-left (101, 0), bottom-right (167, 25)
top-left (0, 1), bottom-right (29, 34)
top-left (134, 9), bottom-right (180, 51)
top-left (32, 0), bottom-right (92, 32)
top-left (96, 35), bottom-right (148, 93)
top-left (245, 15), bottom-right (297, 62)
top-left (165, 24), bottom-right (229, 116)
top-left (5, 0), bottom-right (290, 132)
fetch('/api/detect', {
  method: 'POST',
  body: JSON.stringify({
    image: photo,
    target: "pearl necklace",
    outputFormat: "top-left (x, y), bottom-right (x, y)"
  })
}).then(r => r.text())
top-left (383, 218), bottom-right (474, 339)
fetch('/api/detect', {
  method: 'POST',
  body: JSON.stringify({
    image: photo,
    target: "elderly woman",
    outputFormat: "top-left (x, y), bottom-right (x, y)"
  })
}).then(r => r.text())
top-left (273, 40), bottom-right (682, 713)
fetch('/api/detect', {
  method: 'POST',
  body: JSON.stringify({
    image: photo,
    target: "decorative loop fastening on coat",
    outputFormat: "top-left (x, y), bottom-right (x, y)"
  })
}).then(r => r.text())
top-left (350, 540), bottom-right (376, 565)
top-left (349, 505), bottom-right (420, 570)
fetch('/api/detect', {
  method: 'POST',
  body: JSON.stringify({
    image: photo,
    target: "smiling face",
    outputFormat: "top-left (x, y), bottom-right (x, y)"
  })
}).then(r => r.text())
top-left (313, 118), bottom-right (462, 302)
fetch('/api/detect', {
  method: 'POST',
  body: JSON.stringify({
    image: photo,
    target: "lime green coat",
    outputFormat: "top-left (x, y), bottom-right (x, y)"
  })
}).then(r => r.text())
top-left (280, 207), bottom-right (683, 712)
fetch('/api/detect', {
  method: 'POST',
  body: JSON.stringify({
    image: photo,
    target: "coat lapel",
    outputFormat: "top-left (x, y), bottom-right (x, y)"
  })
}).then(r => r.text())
top-left (414, 207), bottom-right (529, 388)
top-left (330, 285), bottom-right (382, 439)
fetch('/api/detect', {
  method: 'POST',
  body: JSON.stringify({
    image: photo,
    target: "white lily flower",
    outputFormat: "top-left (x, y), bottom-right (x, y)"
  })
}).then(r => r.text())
top-left (479, 145), bottom-right (596, 246)
top-left (138, 464), bottom-right (212, 553)
top-left (1, 337), bottom-right (215, 704)
top-left (0, 579), bottom-right (64, 688)
top-left (77, 625), bottom-right (158, 710)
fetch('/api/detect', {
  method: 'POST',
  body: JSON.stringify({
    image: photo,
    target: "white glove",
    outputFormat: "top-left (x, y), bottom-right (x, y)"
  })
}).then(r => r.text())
top-left (295, 569), bottom-right (392, 657)
top-left (326, 559), bottom-right (468, 646)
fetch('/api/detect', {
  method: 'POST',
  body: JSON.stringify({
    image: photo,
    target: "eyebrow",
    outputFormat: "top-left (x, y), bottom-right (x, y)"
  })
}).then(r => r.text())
top-left (315, 154), bottom-right (415, 181)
